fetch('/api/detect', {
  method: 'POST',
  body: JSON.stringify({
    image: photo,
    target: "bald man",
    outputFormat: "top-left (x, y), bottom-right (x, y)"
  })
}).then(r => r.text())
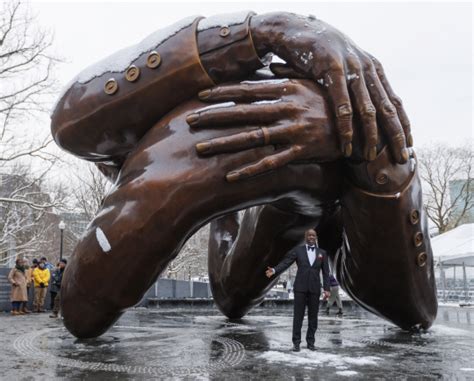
top-left (266, 229), bottom-right (330, 352)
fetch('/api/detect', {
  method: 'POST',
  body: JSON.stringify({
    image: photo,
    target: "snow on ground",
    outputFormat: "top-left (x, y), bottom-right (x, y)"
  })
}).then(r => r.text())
top-left (336, 370), bottom-right (359, 377)
top-left (257, 349), bottom-right (382, 369)
top-left (427, 324), bottom-right (474, 337)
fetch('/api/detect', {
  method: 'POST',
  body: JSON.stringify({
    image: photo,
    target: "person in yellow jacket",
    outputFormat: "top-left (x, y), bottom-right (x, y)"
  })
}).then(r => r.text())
top-left (32, 261), bottom-right (50, 312)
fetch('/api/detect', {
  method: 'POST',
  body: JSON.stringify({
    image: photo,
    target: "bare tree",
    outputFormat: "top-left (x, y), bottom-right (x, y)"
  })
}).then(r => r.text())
top-left (1, 0), bottom-right (60, 205)
top-left (0, 0), bottom-right (64, 266)
top-left (418, 143), bottom-right (473, 234)
top-left (0, 163), bottom-right (67, 265)
top-left (70, 162), bottom-right (112, 221)
top-left (34, 160), bottom-right (112, 262)
top-left (1, 0), bottom-right (58, 159)
top-left (166, 225), bottom-right (209, 280)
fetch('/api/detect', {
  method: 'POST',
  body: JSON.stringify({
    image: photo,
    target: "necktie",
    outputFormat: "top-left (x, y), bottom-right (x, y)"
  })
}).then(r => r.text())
top-left (308, 246), bottom-right (315, 251)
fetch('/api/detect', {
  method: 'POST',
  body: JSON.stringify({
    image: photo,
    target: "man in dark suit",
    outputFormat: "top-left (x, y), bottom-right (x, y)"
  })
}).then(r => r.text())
top-left (266, 229), bottom-right (330, 352)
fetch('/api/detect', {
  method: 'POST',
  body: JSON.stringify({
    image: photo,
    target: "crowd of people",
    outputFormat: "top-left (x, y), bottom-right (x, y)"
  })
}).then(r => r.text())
top-left (7, 256), bottom-right (67, 318)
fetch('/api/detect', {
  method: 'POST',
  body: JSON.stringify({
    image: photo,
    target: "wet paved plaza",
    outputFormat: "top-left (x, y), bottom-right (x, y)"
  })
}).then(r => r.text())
top-left (1, 305), bottom-right (473, 380)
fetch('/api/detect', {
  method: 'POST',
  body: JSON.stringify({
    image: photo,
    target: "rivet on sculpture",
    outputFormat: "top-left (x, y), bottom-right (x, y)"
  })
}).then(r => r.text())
top-left (50, 11), bottom-right (437, 339)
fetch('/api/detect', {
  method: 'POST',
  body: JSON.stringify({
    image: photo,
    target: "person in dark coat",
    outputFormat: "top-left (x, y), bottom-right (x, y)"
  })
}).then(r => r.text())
top-left (266, 229), bottom-right (330, 352)
top-left (50, 259), bottom-right (67, 318)
top-left (49, 263), bottom-right (60, 310)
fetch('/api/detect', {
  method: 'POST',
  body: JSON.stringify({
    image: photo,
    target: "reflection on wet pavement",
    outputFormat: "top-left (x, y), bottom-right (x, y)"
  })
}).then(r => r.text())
top-left (2, 305), bottom-right (473, 379)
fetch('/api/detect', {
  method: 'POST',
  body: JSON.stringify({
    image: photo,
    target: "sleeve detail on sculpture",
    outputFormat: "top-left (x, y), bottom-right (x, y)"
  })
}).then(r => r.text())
top-left (197, 12), bottom-right (267, 83)
top-left (51, 18), bottom-right (215, 162)
top-left (338, 156), bottom-right (437, 330)
top-left (51, 16), bottom-right (199, 114)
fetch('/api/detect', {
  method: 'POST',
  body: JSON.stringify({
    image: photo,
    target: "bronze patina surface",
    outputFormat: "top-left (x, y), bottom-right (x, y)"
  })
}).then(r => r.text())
top-left (51, 12), bottom-right (436, 338)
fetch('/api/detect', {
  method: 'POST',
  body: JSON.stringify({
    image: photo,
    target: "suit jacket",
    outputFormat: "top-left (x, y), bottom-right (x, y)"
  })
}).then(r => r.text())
top-left (274, 245), bottom-right (330, 294)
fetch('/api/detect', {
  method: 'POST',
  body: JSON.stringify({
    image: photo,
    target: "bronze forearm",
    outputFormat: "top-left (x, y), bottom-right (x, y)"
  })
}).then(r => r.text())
top-left (51, 12), bottom-right (262, 163)
top-left (338, 147), bottom-right (437, 329)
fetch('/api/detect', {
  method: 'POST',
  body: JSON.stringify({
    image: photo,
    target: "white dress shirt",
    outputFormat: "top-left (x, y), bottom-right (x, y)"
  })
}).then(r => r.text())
top-left (306, 244), bottom-right (316, 266)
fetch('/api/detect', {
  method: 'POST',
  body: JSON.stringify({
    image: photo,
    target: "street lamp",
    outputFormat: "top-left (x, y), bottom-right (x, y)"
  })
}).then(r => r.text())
top-left (58, 221), bottom-right (65, 261)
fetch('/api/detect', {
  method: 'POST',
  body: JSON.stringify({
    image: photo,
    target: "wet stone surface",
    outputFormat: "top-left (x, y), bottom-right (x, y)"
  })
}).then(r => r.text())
top-left (1, 305), bottom-right (473, 380)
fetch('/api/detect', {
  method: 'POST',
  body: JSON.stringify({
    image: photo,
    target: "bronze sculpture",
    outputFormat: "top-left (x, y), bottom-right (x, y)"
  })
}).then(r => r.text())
top-left (50, 12), bottom-right (437, 339)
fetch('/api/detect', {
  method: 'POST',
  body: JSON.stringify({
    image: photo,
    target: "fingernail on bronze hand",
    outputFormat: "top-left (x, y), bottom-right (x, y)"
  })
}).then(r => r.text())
top-left (400, 148), bottom-right (409, 163)
top-left (196, 142), bottom-right (211, 154)
top-left (198, 89), bottom-right (211, 99)
top-left (186, 113), bottom-right (199, 126)
top-left (226, 171), bottom-right (240, 182)
top-left (343, 142), bottom-right (352, 157)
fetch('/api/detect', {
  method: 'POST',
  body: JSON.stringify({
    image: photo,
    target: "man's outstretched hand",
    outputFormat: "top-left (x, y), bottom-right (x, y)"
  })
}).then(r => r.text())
top-left (248, 12), bottom-right (412, 163)
top-left (265, 266), bottom-right (275, 278)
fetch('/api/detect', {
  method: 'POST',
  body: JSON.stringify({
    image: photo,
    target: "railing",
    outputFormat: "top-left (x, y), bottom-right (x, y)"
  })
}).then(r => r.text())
top-left (436, 288), bottom-right (473, 302)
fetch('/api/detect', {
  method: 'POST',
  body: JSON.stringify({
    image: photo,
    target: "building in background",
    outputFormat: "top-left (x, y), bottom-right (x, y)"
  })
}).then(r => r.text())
top-left (449, 179), bottom-right (474, 225)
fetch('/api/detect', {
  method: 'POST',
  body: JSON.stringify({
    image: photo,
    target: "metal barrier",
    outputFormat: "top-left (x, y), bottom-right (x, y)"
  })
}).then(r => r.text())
top-left (1, 269), bottom-right (289, 311)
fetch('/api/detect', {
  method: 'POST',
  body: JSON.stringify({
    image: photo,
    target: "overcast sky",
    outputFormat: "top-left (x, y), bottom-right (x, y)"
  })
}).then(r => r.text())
top-left (30, 1), bottom-right (472, 148)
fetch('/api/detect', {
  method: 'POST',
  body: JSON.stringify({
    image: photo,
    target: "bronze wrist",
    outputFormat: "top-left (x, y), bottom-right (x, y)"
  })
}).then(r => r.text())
top-left (197, 12), bottom-right (266, 83)
top-left (345, 145), bottom-right (416, 194)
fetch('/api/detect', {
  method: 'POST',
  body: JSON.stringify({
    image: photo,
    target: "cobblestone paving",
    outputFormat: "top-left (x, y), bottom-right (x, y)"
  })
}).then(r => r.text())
top-left (0, 305), bottom-right (472, 380)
